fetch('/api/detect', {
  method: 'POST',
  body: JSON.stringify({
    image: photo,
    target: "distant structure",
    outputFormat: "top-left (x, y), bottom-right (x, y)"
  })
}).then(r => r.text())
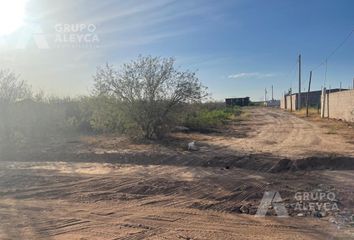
top-left (281, 89), bottom-right (346, 111)
top-left (263, 85), bottom-right (280, 107)
top-left (225, 97), bottom-right (250, 107)
top-left (265, 99), bottom-right (280, 107)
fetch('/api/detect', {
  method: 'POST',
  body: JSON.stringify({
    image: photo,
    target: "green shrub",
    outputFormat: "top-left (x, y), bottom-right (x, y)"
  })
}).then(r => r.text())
top-left (224, 106), bottom-right (242, 116)
top-left (76, 96), bottom-right (130, 133)
top-left (183, 105), bottom-right (241, 131)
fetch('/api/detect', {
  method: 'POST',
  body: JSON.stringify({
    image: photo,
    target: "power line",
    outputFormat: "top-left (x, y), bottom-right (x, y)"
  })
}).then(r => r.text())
top-left (324, 58), bottom-right (328, 87)
top-left (311, 29), bottom-right (354, 72)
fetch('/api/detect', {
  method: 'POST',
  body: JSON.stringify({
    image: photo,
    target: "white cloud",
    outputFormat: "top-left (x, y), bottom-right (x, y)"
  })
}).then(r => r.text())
top-left (228, 72), bottom-right (275, 79)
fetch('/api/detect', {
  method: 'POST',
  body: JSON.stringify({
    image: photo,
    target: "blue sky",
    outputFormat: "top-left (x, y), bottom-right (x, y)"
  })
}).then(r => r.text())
top-left (0, 0), bottom-right (353, 101)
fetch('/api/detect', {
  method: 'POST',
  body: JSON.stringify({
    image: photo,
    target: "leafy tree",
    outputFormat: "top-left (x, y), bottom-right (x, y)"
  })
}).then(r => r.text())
top-left (93, 56), bottom-right (207, 139)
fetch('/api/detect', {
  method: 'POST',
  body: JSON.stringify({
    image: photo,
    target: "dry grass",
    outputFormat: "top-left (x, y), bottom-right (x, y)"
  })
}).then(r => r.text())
top-left (229, 111), bottom-right (251, 122)
top-left (292, 107), bottom-right (321, 118)
top-left (325, 125), bottom-right (338, 135)
top-left (293, 109), bottom-right (354, 140)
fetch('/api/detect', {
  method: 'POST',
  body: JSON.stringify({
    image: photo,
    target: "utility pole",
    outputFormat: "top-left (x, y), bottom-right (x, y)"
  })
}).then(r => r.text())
top-left (298, 54), bottom-right (302, 110)
top-left (289, 88), bottom-right (293, 112)
top-left (321, 87), bottom-right (326, 118)
top-left (327, 86), bottom-right (331, 119)
top-left (264, 88), bottom-right (267, 103)
top-left (271, 85), bottom-right (274, 101)
top-left (352, 78), bottom-right (354, 89)
top-left (306, 71), bottom-right (312, 117)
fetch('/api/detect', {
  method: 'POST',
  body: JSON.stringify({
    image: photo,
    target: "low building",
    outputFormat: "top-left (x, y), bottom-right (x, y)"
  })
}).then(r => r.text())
top-left (225, 97), bottom-right (250, 107)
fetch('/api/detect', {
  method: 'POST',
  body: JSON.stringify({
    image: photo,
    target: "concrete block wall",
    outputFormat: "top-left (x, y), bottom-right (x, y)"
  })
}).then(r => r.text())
top-left (280, 96), bottom-right (291, 110)
top-left (303, 91), bottom-right (322, 108)
top-left (290, 95), bottom-right (297, 111)
top-left (321, 89), bottom-right (354, 122)
top-left (280, 95), bottom-right (297, 111)
top-left (281, 91), bottom-right (323, 111)
top-left (280, 96), bottom-right (286, 109)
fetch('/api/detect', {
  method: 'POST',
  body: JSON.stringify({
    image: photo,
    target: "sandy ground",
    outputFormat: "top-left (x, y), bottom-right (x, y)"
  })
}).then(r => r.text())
top-left (192, 107), bottom-right (354, 158)
top-left (0, 107), bottom-right (353, 239)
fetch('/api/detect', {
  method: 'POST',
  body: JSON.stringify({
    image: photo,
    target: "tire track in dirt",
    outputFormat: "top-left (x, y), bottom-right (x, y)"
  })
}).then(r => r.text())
top-left (0, 163), bottom-right (352, 239)
top-left (1, 107), bottom-right (354, 239)
top-left (202, 108), bottom-right (354, 159)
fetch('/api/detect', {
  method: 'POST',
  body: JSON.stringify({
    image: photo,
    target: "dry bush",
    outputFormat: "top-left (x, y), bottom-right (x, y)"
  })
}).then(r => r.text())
top-left (93, 56), bottom-right (207, 139)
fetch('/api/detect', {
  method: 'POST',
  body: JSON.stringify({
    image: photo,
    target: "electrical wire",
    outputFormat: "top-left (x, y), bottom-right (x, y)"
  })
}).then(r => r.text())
top-left (311, 29), bottom-right (354, 72)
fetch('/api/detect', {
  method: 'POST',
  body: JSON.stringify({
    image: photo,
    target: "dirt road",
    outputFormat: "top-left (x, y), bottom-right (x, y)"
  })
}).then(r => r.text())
top-left (206, 107), bottom-right (354, 158)
top-left (0, 108), bottom-right (353, 239)
top-left (1, 162), bottom-right (353, 239)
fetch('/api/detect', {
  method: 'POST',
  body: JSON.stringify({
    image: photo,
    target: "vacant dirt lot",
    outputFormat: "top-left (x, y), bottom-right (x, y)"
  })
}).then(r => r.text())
top-left (0, 107), bottom-right (353, 239)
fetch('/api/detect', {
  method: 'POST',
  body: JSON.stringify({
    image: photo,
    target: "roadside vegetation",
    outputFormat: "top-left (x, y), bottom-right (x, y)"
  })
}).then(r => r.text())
top-left (183, 104), bottom-right (242, 132)
top-left (293, 107), bottom-right (321, 118)
top-left (0, 56), bottom-right (246, 149)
